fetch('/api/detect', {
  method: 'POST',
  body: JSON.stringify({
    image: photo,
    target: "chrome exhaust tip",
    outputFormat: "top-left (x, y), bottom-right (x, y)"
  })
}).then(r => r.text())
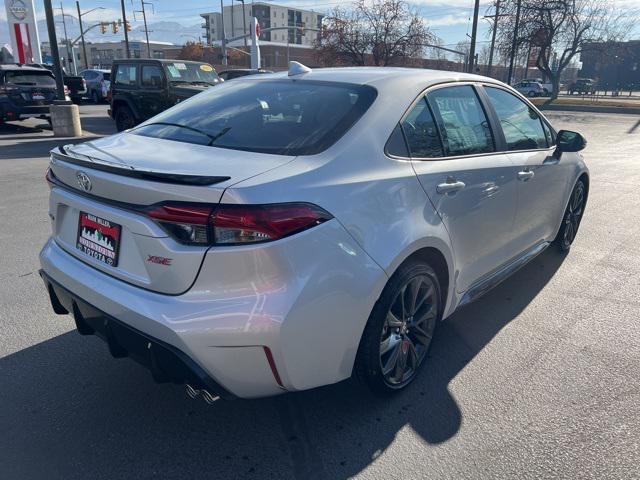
top-left (202, 390), bottom-right (220, 404)
top-left (186, 384), bottom-right (201, 399)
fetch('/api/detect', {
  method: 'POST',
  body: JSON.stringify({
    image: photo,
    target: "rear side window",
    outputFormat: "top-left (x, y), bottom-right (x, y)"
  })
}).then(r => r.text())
top-left (485, 87), bottom-right (548, 150)
top-left (102, 72), bottom-right (111, 81)
top-left (427, 86), bottom-right (494, 156)
top-left (401, 98), bottom-right (443, 158)
top-left (141, 65), bottom-right (163, 88)
top-left (114, 64), bottom-right (137, 86)
top-left (132, 80), bottom-right (377, 156)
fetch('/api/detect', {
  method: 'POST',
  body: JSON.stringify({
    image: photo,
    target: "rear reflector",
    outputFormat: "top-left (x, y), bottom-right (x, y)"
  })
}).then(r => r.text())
top-left (263, 346), bottom-right (284, 388)
top-left (144, 202), bottom-right (332, 246)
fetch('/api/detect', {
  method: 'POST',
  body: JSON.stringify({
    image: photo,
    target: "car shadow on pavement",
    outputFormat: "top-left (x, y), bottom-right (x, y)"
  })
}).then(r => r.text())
top-left (0, 249), bottom-right (566, 480)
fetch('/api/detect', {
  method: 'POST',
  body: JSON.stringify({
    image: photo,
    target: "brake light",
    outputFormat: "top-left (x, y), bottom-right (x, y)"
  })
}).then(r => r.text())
top-left (144, 202), bottom-right (332, 246)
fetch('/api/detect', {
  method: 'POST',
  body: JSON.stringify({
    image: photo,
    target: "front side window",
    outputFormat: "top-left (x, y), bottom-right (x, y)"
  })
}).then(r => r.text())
top-left (114, 64), bottom-right (137, 85)
top-left (141, 65), bottom-right (163, 88)
top-left (427, 85), bottom-right (494, 156)
top-left (132, 80), bottom-right (377, 156)
top-left (485, 86), bottom-right (548, 150)
top-left (400, 98), bottom-right (443, 158)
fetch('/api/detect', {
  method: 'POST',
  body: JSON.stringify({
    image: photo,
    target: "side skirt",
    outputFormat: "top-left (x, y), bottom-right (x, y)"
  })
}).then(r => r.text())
top-left (458, 241), bottom-right (550, 308)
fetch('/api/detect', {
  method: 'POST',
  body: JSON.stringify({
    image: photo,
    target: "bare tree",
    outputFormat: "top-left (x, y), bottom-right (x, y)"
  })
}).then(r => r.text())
top-left (314, 0), bottom-right (436, 67)
top-left (495, 0), bottom-right (637, 99)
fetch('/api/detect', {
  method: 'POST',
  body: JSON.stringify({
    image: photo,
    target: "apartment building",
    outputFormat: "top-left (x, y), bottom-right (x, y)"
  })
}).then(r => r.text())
top-left (201, 2), bottom-right (323, 47)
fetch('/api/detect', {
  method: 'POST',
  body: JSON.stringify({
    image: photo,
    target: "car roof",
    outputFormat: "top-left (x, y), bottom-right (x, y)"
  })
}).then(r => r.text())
top-left (246, 66), bottom-right (507, 94)
top-left (112, 59), bottom-right (210, 65)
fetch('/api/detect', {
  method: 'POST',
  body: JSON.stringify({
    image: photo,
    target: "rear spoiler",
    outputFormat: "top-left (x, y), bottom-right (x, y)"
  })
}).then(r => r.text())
top-left (50, 145), bottom-right (231, 186)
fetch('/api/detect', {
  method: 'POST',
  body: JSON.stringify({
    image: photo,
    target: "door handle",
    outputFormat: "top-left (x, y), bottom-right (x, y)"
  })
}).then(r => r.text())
top-left (517, 170), bottom-right (535, 181)
top-left (436, 179), bottom-right (466, 194)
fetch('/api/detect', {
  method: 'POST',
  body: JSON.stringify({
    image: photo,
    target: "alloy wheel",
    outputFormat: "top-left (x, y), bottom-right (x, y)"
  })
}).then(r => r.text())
top-left (563, 181), bottom-right (585, 246)
top-left (379, 275), bottom-right (438, 387)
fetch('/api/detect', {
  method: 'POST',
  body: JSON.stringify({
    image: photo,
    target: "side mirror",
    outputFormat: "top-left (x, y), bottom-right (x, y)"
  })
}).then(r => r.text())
top-left (555, 130), bottom-right (587, 156)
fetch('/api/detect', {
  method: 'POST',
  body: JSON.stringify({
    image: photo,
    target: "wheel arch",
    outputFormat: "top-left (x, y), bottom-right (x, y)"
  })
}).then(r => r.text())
top-left (111, 96), bottom-right (140, 121)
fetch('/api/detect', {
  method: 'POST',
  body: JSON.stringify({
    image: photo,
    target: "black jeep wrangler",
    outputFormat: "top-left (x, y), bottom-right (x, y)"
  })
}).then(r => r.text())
top-left (108, 59), bottom-right (221, 132)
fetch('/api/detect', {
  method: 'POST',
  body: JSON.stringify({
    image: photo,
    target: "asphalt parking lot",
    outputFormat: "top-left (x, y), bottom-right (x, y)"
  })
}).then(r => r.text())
top-left (1, 106), bottom-right (639, 479)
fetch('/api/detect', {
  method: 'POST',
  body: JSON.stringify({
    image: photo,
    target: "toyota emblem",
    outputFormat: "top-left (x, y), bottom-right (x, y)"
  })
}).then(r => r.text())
top-left (76, 171), bottom-right (92, 192)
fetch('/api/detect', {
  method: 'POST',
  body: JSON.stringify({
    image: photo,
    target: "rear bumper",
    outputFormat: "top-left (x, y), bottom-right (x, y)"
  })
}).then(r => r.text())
top-left (39, 218), bottom-right (386, 398)
top-left (0, 100), bottom-right (51, 120)
top-left (41, 270), bottom-right (234, 399)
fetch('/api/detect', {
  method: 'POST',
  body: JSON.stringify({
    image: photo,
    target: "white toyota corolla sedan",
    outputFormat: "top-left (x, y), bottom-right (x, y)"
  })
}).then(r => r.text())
top-left (40, 64), bottom-right (588, 400)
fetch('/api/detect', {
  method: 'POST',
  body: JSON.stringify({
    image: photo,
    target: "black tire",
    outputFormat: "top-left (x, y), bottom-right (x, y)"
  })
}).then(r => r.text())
top-left (114, 105), bottom-right (135, 132)
top-left (355, 260), bottom-right (441, 395)
top-left (528, 90), bottom-right (536, 97)
top-left (91, 90), bottom-right (100, 104)
top-left (554, 178), bottom-right (587, 252)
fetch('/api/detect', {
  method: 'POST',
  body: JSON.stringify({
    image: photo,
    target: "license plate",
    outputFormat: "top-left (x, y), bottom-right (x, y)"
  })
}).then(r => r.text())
top-left (76, 212), bottom-right (121, 267)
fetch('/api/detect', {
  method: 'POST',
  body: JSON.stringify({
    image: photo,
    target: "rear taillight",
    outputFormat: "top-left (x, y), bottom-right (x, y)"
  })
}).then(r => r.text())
top-left (145, 202), bottom-right (332, 246)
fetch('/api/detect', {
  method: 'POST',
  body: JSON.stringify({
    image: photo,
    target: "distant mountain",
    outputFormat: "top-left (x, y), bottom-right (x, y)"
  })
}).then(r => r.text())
top-left (0, 14), bottom-right (203, 49)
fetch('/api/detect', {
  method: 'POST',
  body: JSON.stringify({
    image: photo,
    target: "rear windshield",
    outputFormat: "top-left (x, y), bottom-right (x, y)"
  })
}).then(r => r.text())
top-left (163, 62), bottom-right (219, 85)
top-left (132, 79), bottom-right (377, 156)
top-left (4, 71), bottom-right (56, 87)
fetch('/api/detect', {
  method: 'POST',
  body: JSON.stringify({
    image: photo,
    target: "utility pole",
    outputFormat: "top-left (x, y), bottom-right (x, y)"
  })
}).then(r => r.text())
top-left (121, 0), bottom-right (131, 58)
top-left (467, 0), bottom-right (480, 73)
top-left (507, 0), bottom-right (522, 85)
top-left (486, 0), bottom-right (501, 77)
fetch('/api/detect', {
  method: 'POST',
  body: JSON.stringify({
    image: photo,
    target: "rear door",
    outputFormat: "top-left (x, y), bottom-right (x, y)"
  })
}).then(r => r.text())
top-left (482, 85), bottom-right (568, 249)
top-left (406, 84), bottom-right (521, 293)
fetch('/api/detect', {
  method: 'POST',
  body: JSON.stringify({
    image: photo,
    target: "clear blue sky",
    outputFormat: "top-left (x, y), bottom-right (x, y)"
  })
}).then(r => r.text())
top-left (1, 0), bottom-right (491, 52)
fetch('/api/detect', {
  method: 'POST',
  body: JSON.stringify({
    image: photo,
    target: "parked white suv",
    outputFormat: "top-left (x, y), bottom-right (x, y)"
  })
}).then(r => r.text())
top-left (40, 65), bottom-right (588, 400)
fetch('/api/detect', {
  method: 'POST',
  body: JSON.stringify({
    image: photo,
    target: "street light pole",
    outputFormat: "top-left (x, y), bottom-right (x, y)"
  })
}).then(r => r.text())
top-left (507, 0), bottom-right (522, 85)
top-left (239, 0), bottom-right (247, 49)
top-left (140, 1), bottom-right (152, 58)
top-left (220, 0), bottom-right (227, 65)
top-left (44, 0), bottom-right (66, 100)
top-left (486, 0), bottom-right (501, 77)
top-left (76, 2), bottom-right (88, 69)
top-left (59, 2), bottom-right (73, 73)
top-left (467, 0), bottom-right (480, 73)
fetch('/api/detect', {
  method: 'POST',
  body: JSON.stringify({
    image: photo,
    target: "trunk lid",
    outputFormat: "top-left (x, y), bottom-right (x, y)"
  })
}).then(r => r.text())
top-left (48, 133), bottom-right (295, 294)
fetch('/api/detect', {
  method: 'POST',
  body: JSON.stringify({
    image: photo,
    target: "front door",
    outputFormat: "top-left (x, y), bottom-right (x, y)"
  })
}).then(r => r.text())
top-left (138, 64), bottom-right (167, 120)
top-left (406, 84), bottom-right (521, 293)
top-left (482, 86), bottom-right (569, 249)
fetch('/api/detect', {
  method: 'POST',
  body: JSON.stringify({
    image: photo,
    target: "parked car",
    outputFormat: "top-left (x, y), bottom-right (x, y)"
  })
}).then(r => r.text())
top-left (27, 63), bottom-right (87, 103)
top-left (40, 66), bottom-right (588, 400)
top-left (108, 59), bottom-right (221, 131)
top-left (569, 78), bottom-right (596, 95)
top-left (218, 68), bottom-right (274, 81)
top-left (513, 80), bottom-right (545, 97)
top-left (522, 77), bottom-right (553, 95)
top-left (0, 64), bottom-right (59, 123)
top-left (80, 69), bottom-right (110, 103)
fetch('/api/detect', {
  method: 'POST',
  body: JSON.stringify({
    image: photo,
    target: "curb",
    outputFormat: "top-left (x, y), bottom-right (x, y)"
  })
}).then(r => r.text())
top-left (535, 103), bottom-right (640, 115)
